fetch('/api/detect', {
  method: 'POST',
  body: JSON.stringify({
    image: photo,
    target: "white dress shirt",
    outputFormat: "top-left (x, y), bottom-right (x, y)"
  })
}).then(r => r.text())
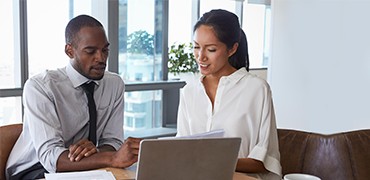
top-left (176, 67), bottom-right (282, 180)
top-left (6, 63), bottom-right (125, 177)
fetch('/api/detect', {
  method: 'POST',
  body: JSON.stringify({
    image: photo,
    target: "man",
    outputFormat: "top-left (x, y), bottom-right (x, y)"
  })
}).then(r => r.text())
top-left (6, 15), bottom-right (141, 179)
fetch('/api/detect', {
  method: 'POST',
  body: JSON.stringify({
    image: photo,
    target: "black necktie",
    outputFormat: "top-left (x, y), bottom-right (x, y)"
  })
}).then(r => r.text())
top-left (81, 82), bottom-right (97, 145)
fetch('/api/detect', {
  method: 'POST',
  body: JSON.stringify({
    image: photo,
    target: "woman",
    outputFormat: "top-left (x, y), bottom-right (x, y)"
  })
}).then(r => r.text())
top-left (176, 9), bottom-right (282, 179)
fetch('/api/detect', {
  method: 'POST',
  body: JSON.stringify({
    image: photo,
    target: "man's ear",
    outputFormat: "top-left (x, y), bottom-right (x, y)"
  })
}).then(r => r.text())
top-left (228, 43), bottom-right (239, 57)
top-left (65, 44), bottom-right (74, 58)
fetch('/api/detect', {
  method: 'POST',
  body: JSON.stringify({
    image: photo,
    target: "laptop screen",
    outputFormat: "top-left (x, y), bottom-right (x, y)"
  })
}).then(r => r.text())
top-left (135, 137), bottom-right (241, 180)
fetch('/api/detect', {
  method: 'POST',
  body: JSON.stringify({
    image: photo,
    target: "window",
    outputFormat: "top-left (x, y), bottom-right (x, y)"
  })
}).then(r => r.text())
top-left (0, 97), bottom-right (22, 125)
top-left (118, 0), bottom-right (177, 137)
top-left (0, 1), bottom-right (21, 89)
top-left (200, 0), bottom-right (237, 14)
top-left (27, 1), bottom-right (69, 76)
top-left (0, 1), bottom-right (22, 125)
top-left (124, 90), bottom-right (162, 131)
top-left (1, 0), bottom-right (184, 139)
top-left (27, 0), bottom-right (93, 77)
top-left (168, 0), bottom-right (271, 69)
top-left (1, 0), bottom-right (269, 138)
top-left (168, 1), bottom-right (193, 46)
top-left (118, 0), bottom-right (162, 81)
top-left (242, 2), bottom-right (271, 68)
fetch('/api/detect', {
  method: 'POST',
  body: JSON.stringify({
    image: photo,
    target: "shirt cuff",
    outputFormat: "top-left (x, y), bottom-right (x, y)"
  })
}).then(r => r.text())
top-left (248, 145), bottom-right (282, 177)
top-left (41, 147), bottom-right (68, 173)
top-left (99, 138), bottom-right (123, 151)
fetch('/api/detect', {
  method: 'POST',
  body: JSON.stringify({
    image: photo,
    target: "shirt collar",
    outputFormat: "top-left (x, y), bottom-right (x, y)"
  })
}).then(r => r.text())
top-left (66, 62), bottom-right (100, 88)
top-left (225, 67), bottom-right (248, 83)
top-left (199, 67), bottom-right (248, 84)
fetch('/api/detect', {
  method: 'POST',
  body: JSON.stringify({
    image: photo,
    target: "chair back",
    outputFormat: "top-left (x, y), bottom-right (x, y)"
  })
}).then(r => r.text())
top-left (0, 124), bottom-right (23, 180)
top-left (278, 128), bottom-right (370, 180)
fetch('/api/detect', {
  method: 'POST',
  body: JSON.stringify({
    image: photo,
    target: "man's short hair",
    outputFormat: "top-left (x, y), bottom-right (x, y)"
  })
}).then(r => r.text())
top-left (65, 14), bottom-right (104, 45)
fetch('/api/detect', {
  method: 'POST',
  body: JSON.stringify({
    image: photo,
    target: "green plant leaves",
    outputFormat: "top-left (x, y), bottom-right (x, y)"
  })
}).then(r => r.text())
top-left (168, 42), bottom-right (198, 75)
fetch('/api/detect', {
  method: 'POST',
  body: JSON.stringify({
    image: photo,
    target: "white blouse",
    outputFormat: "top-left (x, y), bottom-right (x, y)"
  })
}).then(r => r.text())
top-left (176, 68), bottom-right (282, 179)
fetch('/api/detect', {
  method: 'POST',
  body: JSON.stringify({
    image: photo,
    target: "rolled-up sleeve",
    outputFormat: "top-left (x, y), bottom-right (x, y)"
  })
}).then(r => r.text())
top-left (23, 79), bottom-right (68, 173)
top-left (247, 84), bottom-right (281, 177)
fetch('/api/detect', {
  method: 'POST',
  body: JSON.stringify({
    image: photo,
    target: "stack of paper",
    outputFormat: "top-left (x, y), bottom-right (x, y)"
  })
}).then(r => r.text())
top-left (45, 170), bottom-right (115, 180)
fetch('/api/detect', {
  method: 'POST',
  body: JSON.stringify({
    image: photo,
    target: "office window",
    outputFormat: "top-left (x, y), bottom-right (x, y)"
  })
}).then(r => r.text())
top-left (119, 0), bottom-right (166, 135)
top-left (0, 1), bottom-right (22, 126)
top-left (168, 1), bottom-right (193, 46)
top-left (169, 0), bottom-right (271, 69)
top-left (1, 0), bottom-right (184, 137)
top-left (118, 0), bottom-right (162, 82)
top-left (1, 0), bottom-right (269, 131)
top-left (200, 0), bottom-right (236, 14)
top-left (243, 3), bottom-right (271, 68)
top-left (0, 97), bottom-right (22, 125)
top-left (124, 90), bottom-right (162, 131)
top-left (200, 0), bottom-right (270, 68)
top-left (27, 0), bottom-right (92, 77)
top-left (0, 1), bottom-right (21, 89)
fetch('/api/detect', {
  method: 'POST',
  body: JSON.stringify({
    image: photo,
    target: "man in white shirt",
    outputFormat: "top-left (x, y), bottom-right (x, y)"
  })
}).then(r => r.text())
top-left (6, 15), bottom-right (141, 179)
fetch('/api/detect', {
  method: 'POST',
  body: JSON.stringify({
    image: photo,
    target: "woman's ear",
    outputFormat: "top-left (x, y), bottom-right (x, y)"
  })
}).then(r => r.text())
top-left (65, 44), bottom-right (74, 58)
top-left (228, 43), bottom-right (239, 57)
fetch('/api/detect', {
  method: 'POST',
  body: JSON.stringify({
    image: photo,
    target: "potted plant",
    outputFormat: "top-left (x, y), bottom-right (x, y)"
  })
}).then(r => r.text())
top-left (168, 42), bottom-right (198, 80)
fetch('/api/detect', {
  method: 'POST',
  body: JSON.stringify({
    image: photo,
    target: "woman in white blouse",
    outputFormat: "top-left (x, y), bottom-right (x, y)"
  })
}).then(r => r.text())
top-left (176, 9), bottom-right (282, 180)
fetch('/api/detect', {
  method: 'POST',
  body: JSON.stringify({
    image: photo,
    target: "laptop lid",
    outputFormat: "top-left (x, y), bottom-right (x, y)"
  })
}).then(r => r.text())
top-left (136, 137), bottom-right (241, 180)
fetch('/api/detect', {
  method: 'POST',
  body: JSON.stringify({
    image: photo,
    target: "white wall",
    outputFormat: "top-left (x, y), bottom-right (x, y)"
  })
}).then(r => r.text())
top-left (268, 0), bottom-right (370, 134)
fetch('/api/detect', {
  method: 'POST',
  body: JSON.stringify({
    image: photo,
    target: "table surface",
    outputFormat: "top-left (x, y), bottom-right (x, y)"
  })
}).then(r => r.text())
top-left (103, 167), bottom-right (257, 180)
top-left (41, 167), bottom-right (257, 180)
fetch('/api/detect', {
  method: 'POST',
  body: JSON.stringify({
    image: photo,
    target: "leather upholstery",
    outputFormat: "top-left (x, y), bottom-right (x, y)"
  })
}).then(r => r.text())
top-left (0, 124), bottom-right (22, 180)
top-left (278, 129), bottom-right (370, 180)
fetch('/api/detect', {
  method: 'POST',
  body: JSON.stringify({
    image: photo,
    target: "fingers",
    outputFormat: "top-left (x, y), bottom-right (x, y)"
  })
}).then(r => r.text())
top-left (125, 137), bottom-right (142, 148)
top-left (112, 137), bottom-right (142, 168)
top-left (84, 147), bottom-right (98, 157)
top-left (68, 139), bottom-right (98, 162)
top-left (125, 137), bottom-right (142, 155)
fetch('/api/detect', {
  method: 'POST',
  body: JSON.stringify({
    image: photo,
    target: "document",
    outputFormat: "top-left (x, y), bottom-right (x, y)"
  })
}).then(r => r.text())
top-left (159, 129), bottom-right (225, 139)
top-left (45, 170), bottom-right (115, 180)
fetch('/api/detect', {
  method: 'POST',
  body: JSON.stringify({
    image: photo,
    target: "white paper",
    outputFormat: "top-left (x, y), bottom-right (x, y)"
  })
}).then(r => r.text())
top-left (159, 129), bottom-right (225, 139)
top-left (45, 170), bottom-right (115, 180)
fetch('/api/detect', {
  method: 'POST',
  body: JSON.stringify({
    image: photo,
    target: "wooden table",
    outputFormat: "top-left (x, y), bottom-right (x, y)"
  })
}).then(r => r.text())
top-left (103, 167), bottom-right (257, 180)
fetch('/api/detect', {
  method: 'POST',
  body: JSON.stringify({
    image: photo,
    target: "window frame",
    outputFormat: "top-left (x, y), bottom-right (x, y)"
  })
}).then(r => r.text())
top-left (1, 0), bottom-right (270, 138)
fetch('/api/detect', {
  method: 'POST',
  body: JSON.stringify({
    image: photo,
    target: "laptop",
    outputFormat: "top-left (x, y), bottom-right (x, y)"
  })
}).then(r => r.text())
top-left (135, 137), bottom-right (241, 180)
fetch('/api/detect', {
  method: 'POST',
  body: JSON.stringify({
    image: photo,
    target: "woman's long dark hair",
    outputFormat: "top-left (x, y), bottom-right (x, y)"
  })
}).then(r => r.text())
top-left (193, 9), bottom-right (249, 71)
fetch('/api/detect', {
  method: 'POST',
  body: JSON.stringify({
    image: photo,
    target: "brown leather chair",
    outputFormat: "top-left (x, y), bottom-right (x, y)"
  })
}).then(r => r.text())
top-left (278, 128), bottom-right (370, 180)
top-left (0, 124), bottom-right (23, 180)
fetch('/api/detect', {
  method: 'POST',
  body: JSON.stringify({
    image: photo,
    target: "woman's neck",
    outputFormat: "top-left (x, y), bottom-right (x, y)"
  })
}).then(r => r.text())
top-left (202, 66), bottom-right (238, 109)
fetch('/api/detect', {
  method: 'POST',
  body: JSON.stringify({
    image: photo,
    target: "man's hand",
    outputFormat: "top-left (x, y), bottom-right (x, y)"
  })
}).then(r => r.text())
top-left (112, 137), bottom-right (142, 168)
top-left (68, 139), bottom-right (98, 162)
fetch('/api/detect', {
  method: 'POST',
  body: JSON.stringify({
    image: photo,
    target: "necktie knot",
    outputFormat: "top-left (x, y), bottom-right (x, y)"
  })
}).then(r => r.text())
top-left (82, 82), bottom-right (95, 95)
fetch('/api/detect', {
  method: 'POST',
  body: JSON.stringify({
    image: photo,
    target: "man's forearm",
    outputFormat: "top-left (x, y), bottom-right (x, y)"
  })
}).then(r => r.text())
top-left (56, 151), bottom-right (114, 172)
top-left (57, 137), bottom-right (140, 172)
